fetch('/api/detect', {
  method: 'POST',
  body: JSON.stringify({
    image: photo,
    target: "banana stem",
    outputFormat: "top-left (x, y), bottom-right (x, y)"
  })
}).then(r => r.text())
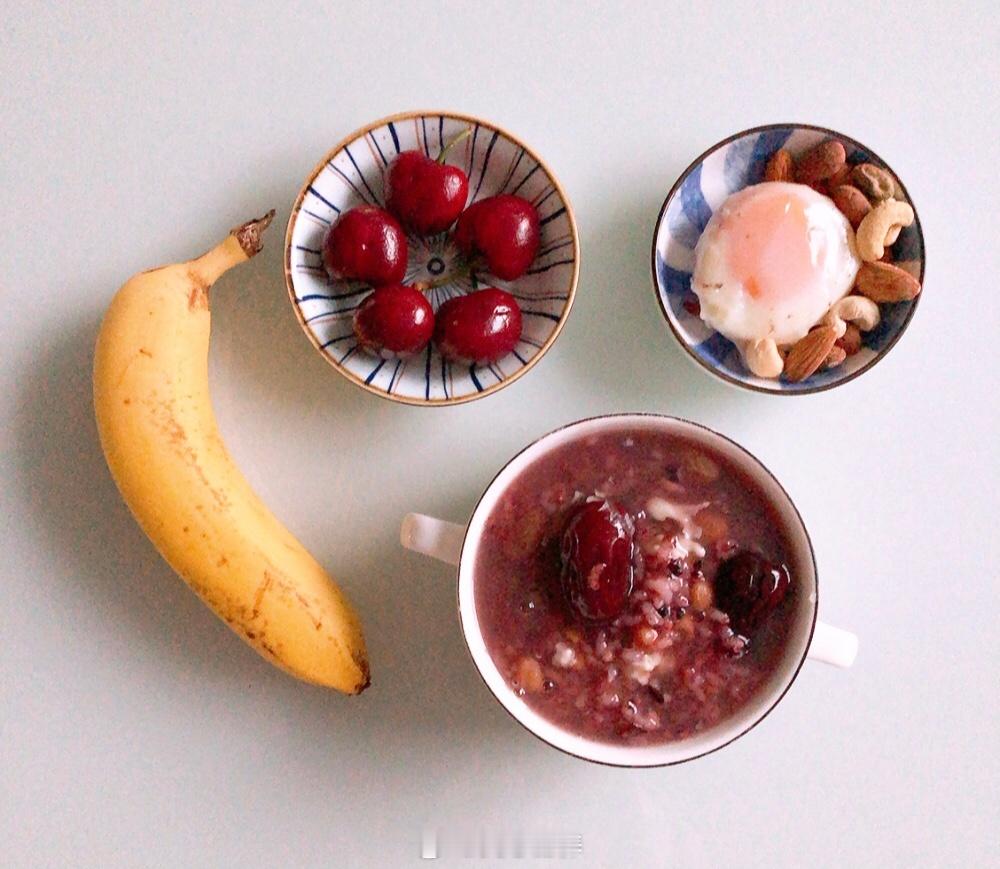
top-left (232, 210), bottom-right (276, 257)
top-left (436, 127), bottom-right (472, 164)
top-left (189, 210), bottom-right (275, 287)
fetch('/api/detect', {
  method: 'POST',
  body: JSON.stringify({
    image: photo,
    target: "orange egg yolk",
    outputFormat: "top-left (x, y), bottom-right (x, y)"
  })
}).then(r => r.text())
top-left (721, 188), bottom-right (824, 302)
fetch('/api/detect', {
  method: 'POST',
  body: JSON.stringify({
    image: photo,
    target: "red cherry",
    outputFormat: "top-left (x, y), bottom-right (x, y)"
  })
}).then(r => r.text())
top-left (560, 499), bottom-right (635, 622)
top-left (454, 194), bottom-right (540, 280)
top-left (323, 205), bottom-right (407, 285)
top-left (353, 284), bottom-right (434, 358)
top-left (433, 288), bottom-right (522, 363)
top-left (713, 551), bottom-right (790, 636)
top-left (386, 151), bottom-right (469, 234)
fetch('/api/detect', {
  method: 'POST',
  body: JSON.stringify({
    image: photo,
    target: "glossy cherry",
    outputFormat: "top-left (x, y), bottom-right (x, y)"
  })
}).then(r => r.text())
top-left (713, 550), bottom-right (790, 636)
top-left (560, 499), bottom-right (635, 622)
top-left (323, 205), bottom-right (407, 285)
top-left (353, 284), bottom-right (434, 358)
top-left (433, 288), bottom-right (522, 363)
top-left (385, 136), bottom-right (470, 234)
top-left (454, 194), bottom-right (540, 280)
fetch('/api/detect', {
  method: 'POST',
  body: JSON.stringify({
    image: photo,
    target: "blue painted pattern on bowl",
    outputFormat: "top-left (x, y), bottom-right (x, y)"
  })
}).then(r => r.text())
top-left (285, 111), bottom-right (578, 405)
top-left (652, 124), bottom-right (925, 394)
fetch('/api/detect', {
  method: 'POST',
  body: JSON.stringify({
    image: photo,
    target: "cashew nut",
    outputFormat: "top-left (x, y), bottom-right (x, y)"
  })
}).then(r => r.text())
top-left (824, 294), bottom-right (881, 333)
top-left (819, 310), bottom-right (849, 338)
top-left (856, 198), bottom-right (914, 262)
top-left (740, 338), bottom-right (784, 378)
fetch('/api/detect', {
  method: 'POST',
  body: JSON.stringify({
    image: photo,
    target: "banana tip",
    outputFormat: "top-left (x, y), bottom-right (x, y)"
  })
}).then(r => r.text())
top-left (232, 209), bottom-right (276, 258)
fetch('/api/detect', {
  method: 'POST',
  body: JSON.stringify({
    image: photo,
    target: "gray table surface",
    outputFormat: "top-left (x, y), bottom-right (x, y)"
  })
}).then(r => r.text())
top-left (2, 2), bottom-right (997, 867)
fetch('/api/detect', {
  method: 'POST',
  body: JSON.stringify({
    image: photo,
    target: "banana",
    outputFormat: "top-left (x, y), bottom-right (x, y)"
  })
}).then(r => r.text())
top-left (93, 212), bottom-right (369, 692)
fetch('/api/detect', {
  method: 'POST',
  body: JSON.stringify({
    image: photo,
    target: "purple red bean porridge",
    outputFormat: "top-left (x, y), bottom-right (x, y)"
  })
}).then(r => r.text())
top-left (474, 429), bottom-right (799, 744)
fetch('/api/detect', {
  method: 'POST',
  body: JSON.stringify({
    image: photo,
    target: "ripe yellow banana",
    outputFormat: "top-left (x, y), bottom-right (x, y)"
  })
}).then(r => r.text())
top-left (93, 212), bottom-right (369, 692)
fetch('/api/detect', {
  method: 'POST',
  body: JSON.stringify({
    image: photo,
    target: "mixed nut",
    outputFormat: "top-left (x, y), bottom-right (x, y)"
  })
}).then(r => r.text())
top-left (763, 141), bottom-right (923, 382)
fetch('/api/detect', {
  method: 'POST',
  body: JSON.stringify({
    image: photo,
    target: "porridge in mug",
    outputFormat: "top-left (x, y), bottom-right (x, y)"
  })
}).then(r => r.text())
top-left (474, 427), bottom-right (800, 745)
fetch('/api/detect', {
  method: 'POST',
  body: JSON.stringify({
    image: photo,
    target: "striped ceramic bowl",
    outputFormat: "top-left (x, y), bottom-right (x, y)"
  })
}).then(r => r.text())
top-left (284, 111), bottom-right (579, 405)
top-left (651, 124), bottom-right (925, 394)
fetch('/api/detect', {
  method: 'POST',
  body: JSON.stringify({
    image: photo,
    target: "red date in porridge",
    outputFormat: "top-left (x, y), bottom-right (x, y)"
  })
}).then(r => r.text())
top-left (474, 428), bottom-right (799, 744)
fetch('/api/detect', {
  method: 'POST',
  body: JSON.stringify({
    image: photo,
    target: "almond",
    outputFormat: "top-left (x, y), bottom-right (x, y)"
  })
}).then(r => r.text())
top-left (795, 140), bottom-right (847, 184)
top-left (784, 325), bottom-right (839, 382)
top-left (851, 163), bottom-right (895, 201)
top-left (826, 162), bottom-right (853, 189)
top-left (831, 184), bottom-right (872, 228)
top-left (894, 260), bottom-right (922, 280)
top-left (824, 345), bottom-right (847, 369)
top-left (855, 261), bottom-right (922, 303)
top-left (836, 324), bottom-right (863, 356)
top-left (764, 149), bottom-right (794, 182)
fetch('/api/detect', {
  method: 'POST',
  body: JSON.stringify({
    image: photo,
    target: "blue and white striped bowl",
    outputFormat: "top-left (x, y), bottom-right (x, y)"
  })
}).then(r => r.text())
top-left (284, 111), bottom-right (579, 405)
top-left (652, 124), bottom-right (925, 394)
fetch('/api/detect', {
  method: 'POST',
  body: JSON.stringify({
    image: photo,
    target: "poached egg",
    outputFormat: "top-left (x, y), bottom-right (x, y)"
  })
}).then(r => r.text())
top-left (692, 182), bottom-right (860, 347)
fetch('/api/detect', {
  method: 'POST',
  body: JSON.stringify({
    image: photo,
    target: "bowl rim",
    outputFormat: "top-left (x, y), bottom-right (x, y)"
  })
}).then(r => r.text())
top-left (649, 122), bottom-right (927, 396)
top-left (284, 108), bottom-right (580, 407)
top-left (454, 412), bottom-right (820, 767)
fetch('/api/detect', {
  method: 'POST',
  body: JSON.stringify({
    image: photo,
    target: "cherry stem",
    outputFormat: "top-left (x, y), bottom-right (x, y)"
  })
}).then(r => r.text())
top-left (436, 126), bottom-right (473, 164)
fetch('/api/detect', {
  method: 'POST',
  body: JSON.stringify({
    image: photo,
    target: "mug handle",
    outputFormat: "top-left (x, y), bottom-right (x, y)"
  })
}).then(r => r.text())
top-left (401, 513), bottom-right (465, 566)
top-left (806, 621), bottom-right (858, 668)
top-left (400, 512), bottom-right (858, 668)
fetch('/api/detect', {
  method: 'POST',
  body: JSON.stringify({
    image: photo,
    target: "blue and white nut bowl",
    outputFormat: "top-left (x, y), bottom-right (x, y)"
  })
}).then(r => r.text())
top-left (651, 123), bottom-right (925, 395)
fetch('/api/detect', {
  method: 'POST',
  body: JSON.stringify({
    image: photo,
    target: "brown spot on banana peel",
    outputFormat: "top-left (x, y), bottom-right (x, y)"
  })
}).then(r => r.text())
top-left (155, 401), bottom-right (230, 510)
top-left (293, 590), bottom-right (322, 631)
top-left (115, 358), bottom-right (138, 388)
top-left (251, 571), bottom-right (274, 620)
top-left (187, 278), bottom-right (209, 311)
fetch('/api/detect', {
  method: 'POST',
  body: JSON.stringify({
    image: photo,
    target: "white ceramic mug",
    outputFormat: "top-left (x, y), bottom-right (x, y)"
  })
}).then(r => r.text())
top-left (401, 414), bottom-right (857, 766)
